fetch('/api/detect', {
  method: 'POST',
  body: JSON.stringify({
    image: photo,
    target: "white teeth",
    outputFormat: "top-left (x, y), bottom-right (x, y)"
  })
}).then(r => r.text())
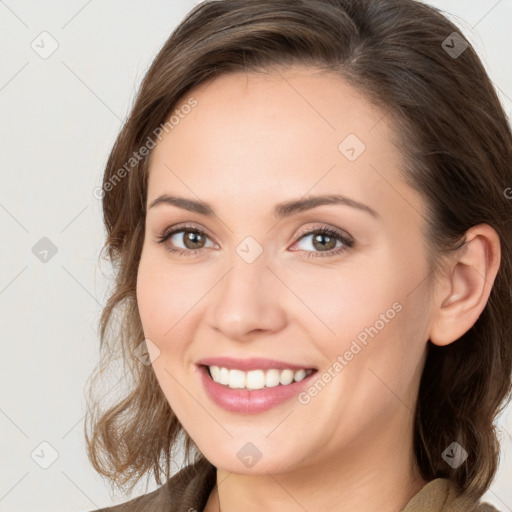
top-left (246, 369), bottom-right (265, 390)
top-left (294, 369), bottom-right (307, 382)
top-left (219, 367), bottom-right (230, 385)
top-left (265, 369), bottom-right (281, 388)
top-left (208, 366), bottom-right (314, 389)
top-left (229, 369), bottom-right (246, 389)
top-left (279, 369), bottom-right (294, 385)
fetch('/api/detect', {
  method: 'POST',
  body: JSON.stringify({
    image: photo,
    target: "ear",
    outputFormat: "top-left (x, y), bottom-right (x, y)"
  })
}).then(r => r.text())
top-left (429, 224), bottom-right (501, 347)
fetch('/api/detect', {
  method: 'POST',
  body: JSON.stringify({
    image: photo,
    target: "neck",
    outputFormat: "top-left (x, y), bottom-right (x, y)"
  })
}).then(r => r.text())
top-left (204, 412), bottom-right (428, 512)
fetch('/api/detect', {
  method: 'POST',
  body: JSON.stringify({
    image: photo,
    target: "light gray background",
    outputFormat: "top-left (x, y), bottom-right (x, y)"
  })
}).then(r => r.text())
top-left (1, 1), bottom-right (511, 511)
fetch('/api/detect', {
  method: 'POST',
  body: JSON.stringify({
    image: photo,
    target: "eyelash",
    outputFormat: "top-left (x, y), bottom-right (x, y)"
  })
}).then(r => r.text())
top-left (156, 224), bottom-right (354, 258)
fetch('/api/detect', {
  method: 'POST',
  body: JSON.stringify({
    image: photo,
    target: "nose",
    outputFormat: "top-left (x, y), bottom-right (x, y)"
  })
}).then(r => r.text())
top-left (207, 248), bottom-right (288, 341)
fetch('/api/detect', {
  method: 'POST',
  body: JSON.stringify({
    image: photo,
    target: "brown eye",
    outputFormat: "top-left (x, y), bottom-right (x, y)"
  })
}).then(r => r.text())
top-left (292, 226), bottom-right (354, 258)
top-left (157, 225), bottom-right (215, 256)
top-left (180, 230), bottom-right (206, 249)
top-left (311, 232), bottom-right (338, 251)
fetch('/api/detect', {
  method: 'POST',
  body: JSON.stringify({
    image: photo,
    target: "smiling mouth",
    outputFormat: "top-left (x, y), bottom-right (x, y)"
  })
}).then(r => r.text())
top-left (202, 364), bottom-right (317, 390)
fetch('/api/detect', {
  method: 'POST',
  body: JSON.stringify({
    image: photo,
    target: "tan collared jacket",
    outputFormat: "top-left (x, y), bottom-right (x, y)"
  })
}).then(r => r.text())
top-left (90, 458), bottom-right (501, 512)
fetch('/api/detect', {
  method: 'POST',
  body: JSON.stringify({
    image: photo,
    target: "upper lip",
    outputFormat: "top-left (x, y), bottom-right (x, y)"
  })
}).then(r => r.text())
top-left (197, 357), bottom-right (317, 372)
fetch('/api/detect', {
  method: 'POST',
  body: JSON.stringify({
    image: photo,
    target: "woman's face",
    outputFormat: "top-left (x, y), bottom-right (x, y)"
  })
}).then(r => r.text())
top-left (137, 66), bottom-right (435, 474)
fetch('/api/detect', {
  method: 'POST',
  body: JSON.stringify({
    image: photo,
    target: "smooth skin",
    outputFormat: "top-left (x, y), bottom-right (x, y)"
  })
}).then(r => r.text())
top-left (136, 66), bottom-right (501, 512)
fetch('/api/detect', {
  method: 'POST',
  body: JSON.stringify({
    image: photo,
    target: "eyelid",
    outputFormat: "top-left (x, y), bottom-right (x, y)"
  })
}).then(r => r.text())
top-left (157, 221), bottom-right (352, 242)
top-left (157, 222), bottom-right (218, 244)
top-left (294, 223), bottom-right (353, 243)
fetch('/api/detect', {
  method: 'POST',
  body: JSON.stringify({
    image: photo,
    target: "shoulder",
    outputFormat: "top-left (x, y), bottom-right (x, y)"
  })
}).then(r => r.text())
top-left (475, 504), bottom-right (501, 512)
top-left (401, 478), bottom-right (503, 512)
top-left (444, 478), bottom-right (502, 512)
top-left (88, 457), bottom-right (216, 512)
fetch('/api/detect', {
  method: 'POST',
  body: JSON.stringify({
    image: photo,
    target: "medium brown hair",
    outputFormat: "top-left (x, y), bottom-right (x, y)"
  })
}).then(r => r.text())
top-left (85, 0), bottom-right (512, 501)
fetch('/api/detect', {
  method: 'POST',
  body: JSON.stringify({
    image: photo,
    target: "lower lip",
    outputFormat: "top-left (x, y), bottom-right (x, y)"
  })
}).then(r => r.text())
top-left (197, 365), bottom-right (317, 414)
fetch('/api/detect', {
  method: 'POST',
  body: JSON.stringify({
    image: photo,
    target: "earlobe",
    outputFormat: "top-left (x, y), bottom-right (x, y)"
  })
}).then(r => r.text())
top-left (429, 224), bottom-right (501, 347)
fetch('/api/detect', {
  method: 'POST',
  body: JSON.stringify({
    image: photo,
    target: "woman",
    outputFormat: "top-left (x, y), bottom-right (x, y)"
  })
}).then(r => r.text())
top-left (85, 0), bottom-right (512, 511)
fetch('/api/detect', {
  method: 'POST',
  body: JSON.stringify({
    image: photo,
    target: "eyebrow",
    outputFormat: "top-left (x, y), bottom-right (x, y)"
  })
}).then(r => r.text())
top-left (148, 193), bottom-right (380, 220)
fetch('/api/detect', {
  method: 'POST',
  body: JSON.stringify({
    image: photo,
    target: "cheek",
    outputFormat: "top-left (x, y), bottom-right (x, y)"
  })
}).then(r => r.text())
top-left (136, 250), bottom-right (212, 351)
top-left (319, 253), bottom-right (431, 398)
top-left (136, 256), bottom-right (194, 403)
top-left (288, 255), bottom-right (398, 344)
top-left (136, 250), bottom-right (182, 339)
top-left (296, 247), bottom-right (428, 368)
top-left (136, 263), bottom-right (167, 337)
top-left (136, 256), bottom-right (218, 420)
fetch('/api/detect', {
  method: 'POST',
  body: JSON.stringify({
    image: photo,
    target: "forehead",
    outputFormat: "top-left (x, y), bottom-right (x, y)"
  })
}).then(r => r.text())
top-left (147, 66), bottom-right (425, 226)
top-left (168, 66), bottom-right (389, 155)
